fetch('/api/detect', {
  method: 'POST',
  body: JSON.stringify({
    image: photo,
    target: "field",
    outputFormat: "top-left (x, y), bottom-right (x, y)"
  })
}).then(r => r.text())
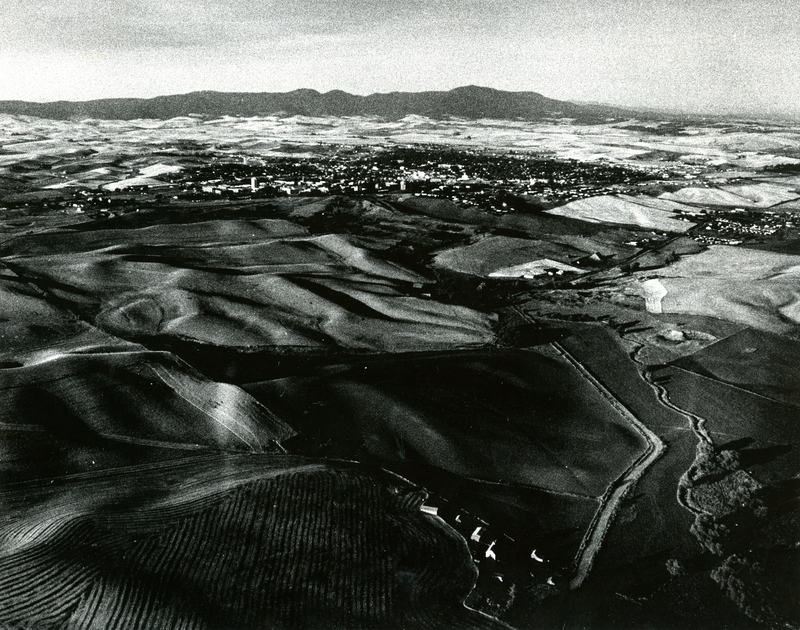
top-left (661, 183), bottom-right (800, 208)
top-left (243, 342), bottom-right (666, 604)
top-left (432, 236), bottom-right (588, 277)
top-left (635, 331), bottom-right (800, 630)
top-left (535, 323), bottom-right (715, 623)
top-left (0, 455), bottom-right (507, 629)
top-left (0, 276), bottom-right (296, 489)
top-left (670, 327), bottom-right (800, 408)
top-left (546, 194), bottom-right (695, 232)
top-left (3, 219), bottom-right (496, 353)
top-left (635, 246), bottom-right (800, 335)
top-left (2, 352), bottom-right (294, 449)
top-left (655, 365), bottom-right (800, 485)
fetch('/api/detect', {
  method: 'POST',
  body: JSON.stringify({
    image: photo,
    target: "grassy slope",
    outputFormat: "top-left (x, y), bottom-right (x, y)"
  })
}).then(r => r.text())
top-left (646, 246), bottom-right (800, 335)
top-left (245, 349), bottom-right (648, 497)
top-left (3, 222), bottom-right (496, 353)
top-left (654, 366), bottom-right (800, 485)
top-left (670, 327), bottom-right (800, 408)
top-left (546, 195), bottom-right (694, 233)
top-left (433, 236), bottom-right (588, 276)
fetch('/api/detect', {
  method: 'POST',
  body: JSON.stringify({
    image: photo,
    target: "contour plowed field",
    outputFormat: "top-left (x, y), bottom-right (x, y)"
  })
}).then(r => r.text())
top-left (0, 457), bottom-right (505, 630)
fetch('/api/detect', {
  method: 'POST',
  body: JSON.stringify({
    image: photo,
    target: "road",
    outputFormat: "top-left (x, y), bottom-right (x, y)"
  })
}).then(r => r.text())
top-left (548, 341), bottom-right (666, 589)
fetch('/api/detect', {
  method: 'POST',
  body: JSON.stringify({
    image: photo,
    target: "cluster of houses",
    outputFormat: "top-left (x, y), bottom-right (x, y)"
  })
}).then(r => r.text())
top-left (420, 496), bottom-right (560, 588)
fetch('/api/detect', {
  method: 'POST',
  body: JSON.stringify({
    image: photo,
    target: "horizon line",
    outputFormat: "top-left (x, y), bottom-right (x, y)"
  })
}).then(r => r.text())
top-left (2, 85), bottom-right (798, 123)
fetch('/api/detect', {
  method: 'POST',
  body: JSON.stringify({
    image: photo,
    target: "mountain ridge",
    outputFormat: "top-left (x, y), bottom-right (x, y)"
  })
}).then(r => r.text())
top-left (0, 86), bottom-right (640, 122)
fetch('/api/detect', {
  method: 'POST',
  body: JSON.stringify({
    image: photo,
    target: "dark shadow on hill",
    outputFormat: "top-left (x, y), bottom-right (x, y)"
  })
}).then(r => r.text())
top-left (498, 324), bottom-right (572, 348)
top-left (285, 446), bottom-right (595, 573)
top-left (15, 386), bottom-right (110, 448)
top-left (432, 268), bottom-right (540, 310)
top-left (130, 336), bottom-right (514, 383)
top-left (758, 478), bottom-right (800, 516)
top-left (739, 444), bottom-right (793, 469)
top-left (717, 437), bottom-right (756, 451)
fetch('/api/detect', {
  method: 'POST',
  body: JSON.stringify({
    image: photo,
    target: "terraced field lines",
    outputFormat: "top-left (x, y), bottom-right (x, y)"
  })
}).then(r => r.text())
top-left (0, 524), bottom-right (98, 626)
top-left (70, 581), bottom-right (107, 629)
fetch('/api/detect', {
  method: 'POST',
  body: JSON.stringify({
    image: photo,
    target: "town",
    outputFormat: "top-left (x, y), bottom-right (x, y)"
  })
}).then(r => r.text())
top-left (161, 145), bottom-right (656, 209)
top-left (5, 144), bottom-right (797, 253)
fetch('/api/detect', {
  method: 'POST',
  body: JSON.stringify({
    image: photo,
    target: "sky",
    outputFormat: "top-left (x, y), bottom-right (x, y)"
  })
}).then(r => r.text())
top-left (2, 0), bottom-right (799, 117)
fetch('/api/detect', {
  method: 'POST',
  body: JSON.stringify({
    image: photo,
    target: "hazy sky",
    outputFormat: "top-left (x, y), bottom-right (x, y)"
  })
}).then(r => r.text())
top-left (2, 0), bottom-right (798, 117)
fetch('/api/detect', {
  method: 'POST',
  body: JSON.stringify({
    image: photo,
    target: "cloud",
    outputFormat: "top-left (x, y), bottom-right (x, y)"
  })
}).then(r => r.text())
top-left (1, 0), bottom-right (436, 52)
top-left (1, 0), bottom-right (798, 117)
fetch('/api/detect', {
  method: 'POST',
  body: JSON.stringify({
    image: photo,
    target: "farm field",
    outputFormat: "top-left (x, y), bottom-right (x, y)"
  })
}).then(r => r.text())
top-left (243, 343), bottom-right (666, 608)
top-left (643, 330), bottom-right (800, 630)
top-left (547, 323), bottom-right (704, 496)
top-left (355, 456), bottom-right (603, 593)
top-left (2, 351), bottom-right (294, 452)
top-left (2, 218), bottom-right (496, 353)
top-left (669, 327), bottom-right (800, 408)
top-left (534, 322), bottom-right (719, 627)
top-left (0, 454), bottom-right (506, 629)
top-left (546, 194), bottom-right (695, 232)
top-left (636, 246), bottom-right (800, 335)
top-left (432, 236), bottom-right (588, 277)
top-left (493, 309), bottom-right (800, 629)
top-left (654, 364), bottom-right (800, 485)
top-left (661, 183), bottom-right (800, 208)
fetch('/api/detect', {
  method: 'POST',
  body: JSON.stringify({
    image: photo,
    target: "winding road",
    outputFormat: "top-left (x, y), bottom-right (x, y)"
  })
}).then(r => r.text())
top-left (549, 341), bottom-right (666, 589)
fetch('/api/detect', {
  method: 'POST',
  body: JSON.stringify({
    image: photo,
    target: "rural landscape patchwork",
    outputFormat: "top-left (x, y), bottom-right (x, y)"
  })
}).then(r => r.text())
top-left (1, 87), bottom-right (799, 629)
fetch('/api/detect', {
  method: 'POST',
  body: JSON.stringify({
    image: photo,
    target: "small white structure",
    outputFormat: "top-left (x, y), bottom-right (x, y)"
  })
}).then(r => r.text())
top-left (488, 259), bottom-right (586, 279)
top-left (641, 279), bottom-right (668, 314)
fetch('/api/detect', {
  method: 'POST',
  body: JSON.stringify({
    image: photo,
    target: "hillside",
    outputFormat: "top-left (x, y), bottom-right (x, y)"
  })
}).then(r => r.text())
top-left (0, 86), bottom-right (631, 122)
top-left (2, 114), bottom-right (799, 629)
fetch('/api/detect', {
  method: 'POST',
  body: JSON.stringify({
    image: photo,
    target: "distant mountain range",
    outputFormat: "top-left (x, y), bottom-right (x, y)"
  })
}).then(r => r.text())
top-left (0, 86), bottom-right (641, 122)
